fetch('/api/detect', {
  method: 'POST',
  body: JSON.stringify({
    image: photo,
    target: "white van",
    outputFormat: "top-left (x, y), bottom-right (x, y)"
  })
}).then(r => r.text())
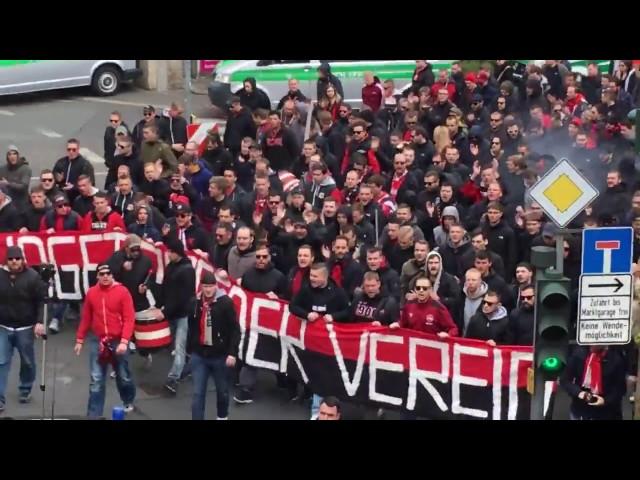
top-left (0, 60), bottom-right (142, 96)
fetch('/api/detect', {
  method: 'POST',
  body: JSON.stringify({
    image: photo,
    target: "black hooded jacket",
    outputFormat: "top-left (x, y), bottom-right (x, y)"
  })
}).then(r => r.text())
top-left (235, 77), bottom-right (271, 111)
top-left (316, 62), bottom-right (344, 100)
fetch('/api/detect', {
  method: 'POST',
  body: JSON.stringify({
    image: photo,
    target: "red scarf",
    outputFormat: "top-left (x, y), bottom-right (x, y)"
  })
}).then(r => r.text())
top-left (291, 267), bottom-right (308, 297)
top-left (199, 296), bottom-right (215, 346)
top-left (330, 261), bottom-right (344, 287)
top-left (582, 348), bottom-right (605, 395)
top-left (390, 171), bottom-right (408, 201)
top-left (254, 197), bottom-right (267, 216)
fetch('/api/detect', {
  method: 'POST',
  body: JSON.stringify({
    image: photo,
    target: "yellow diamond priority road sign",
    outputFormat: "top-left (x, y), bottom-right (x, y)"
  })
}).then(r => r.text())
top-left (529, 158), bottom-right (599, 228)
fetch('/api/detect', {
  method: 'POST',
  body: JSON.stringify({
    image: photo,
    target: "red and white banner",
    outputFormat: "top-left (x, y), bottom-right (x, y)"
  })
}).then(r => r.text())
top-left (0, 232), bottom-right (537, 419)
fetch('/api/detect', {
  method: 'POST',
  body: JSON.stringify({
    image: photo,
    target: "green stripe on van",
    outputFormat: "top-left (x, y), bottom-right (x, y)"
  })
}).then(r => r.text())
top-left (0, 60), bottom-right (42, 67)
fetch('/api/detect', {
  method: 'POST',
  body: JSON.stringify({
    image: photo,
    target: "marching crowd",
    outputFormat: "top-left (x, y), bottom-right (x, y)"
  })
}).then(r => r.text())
top-left (1, 60), bottom-right (640, 420)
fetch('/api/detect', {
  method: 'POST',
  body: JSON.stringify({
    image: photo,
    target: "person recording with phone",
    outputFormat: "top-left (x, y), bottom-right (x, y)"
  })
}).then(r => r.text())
top-left (0, 246), bottom-right (47, 413)
top-left (560, 345), bottom-right (627, 420)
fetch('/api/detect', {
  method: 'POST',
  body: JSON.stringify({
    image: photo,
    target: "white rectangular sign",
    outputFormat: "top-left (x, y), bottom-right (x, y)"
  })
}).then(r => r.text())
top-left (577, 274), bottom-right (633, 345)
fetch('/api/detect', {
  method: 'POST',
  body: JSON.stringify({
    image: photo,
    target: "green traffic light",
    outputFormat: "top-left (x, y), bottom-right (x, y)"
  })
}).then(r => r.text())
top-left (541, 357), bottom-right (561, 372)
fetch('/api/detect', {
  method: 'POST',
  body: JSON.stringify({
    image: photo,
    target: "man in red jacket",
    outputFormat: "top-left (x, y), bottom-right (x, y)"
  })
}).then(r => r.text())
top-left (391, 274), bottom-right (458, 338)
top-left (74, 263), bottom-right (136, 418)
top-left (82, 191), bottom-right (126, 233)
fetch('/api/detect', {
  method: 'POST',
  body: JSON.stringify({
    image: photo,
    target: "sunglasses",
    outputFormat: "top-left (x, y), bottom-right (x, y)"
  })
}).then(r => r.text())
top-left (97, 271), bottom-right (112, 277)
top-left (268, 201), bottom-right (280, 205)
top-left (339, 110), bottom-right (349, 114)
top-left (482, 300), bottom-right (497, 306)
top-left (129, 247), bottom-right (141, 253)
top-left (490, 119), bottom-right (501, 122)
top-left (425, 181), bottom-right (435, 186)
top-left (171, 178), bottom-right (181, 182)
top-left (143, 112), bottom-right (153, 117)
top-left (67, 148), bottom-right (78, 152)
top-left (110, 119), bottom-right (119, 123)
top-left (177, 213), bottom-right (189, 218)
top-left (256, 254), bottom-right (269, 259)
top-left (406, 121), bottom-right (417, 125)
top-left (55, 203), bottom-right (69, 208)
top-left (491, 142), bottom-right (501, 145)
top-left (352, 130), bottom-right (364, 135)
top-left (520, 295), bottom-right (534, 300)
top-left (415, 285), bottom-right (431, 291)
top-left (7, 257), bottom-right (22, 261)
top-left (41, 178), bottom-right (54, 183)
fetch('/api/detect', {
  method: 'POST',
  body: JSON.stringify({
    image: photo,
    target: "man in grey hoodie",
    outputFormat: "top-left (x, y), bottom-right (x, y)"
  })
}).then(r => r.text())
top-left (305, 163), bottom-right (337, 211)
top-left (461, 268), bottom-right (488, 335)
top-left (227, 226), bottom-right (257, 280)
top-left (433, 205), bottom-right (460, 249)
top-left (0, 145), bottom-right (31, 213)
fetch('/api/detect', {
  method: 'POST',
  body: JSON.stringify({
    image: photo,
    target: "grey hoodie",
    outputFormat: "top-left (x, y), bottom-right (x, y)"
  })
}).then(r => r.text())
top-left (433, 205), bottom-right (460, 249)
top-left (462, 281), bottom-right (488, 334)
top-left (0, 146), bottom-right (31, 211)
top-left (227, 245), bottom-right (256, 280)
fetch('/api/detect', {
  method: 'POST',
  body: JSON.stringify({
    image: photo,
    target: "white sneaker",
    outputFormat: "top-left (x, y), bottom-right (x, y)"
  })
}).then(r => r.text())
top-left (110, 371), bottom-right (116, 379)
top-left (310, 414), bottom-right (318, 420)
top-left (48, 318), bottom-right (60, 334)
top-left (216, 417), bottom-right (228, 420)
top-left (128, 341), bottom-right (136, 352)
top-left (144, 354), bottom-right (153, 370)
top-left (124, 404), bottom-right (134, 413)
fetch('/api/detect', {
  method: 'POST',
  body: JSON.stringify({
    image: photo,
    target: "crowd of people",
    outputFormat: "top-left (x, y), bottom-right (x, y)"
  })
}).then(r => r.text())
top-left (1, 60), bottom-right (640, 420)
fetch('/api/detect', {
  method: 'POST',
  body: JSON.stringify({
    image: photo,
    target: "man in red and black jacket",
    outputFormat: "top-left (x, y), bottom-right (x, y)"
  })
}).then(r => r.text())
top-left (340, 120), bottom-right (381, 175)
top-left (82, 191), bottom-right (126, 233)
top-left (40, 192), bottom-right (83, 233)
top-left (385, 153), bottom-right (420, 206)
top-left (261, 111), bottom-right (299, 172)
top-left (326, 235), bottom-right (364, 299)
top-left (390, 273), bottom-right (458, 338)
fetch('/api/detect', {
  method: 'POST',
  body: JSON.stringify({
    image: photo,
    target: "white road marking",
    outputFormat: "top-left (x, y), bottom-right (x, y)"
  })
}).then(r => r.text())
top-left (0, 109), bottom-right (15, 116)
top-left (37, 128), bottom-right (63, 138)
top-left (79, 147), bottom-right (105, 165)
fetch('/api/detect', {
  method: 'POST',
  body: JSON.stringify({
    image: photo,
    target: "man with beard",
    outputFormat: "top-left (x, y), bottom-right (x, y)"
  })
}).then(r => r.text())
top-left (400, 240), bottom-right (429, 301)
top-left (505, 284), bottom-right (536, 346)
top-left (362, 247), bottom-right (400, 301)
top-left (510, 263), bottom-right (534, 309)
top-left (227, 226), bottom-right (257, 280)
top-left (460, 229), bottom-right (506, 279)
top-left (209, 222), bottom-right (234, 271)
top-left (19, 186), bottom-right (51, 233)
top-left (161, 202), bottom-right (210, 256)
top-left (357, 183), bottom-right (385, 240)
top-left (340, 120), bottom-right (381, 175)
top-left (473, 251), bottom-right (514, 311)
top-left (351, 272), bottom-right (398, 326)
top-left (326, 235), bottom-right (364, 299)
top-left (438, 222), bottom-right (472, 280)
top-left (465, 290), bottom-right (510, 346)
top-left (406, 251), bottom-right (460, 326)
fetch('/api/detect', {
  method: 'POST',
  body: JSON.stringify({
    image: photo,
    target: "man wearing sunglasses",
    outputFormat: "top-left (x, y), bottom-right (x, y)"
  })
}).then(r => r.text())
top-left (39, 169), bottom-right (62, 205)
top-left (104, 111), bottom-right (130, 177)
top-left (132, 105), bottom-right (160, 151)
top-left (391, 274), bottom-right (458, 338)
top-left (52, 138), bottom-right (95, 204)
top-left (0, 246), bottom-right (47, 412)
top-left (75, 263), bottom-right (136, 417)
top-left (108, 137), bottom-right (143, 189)
top-left (340, 119), bottom-right (381, 176)
top-left (162, 202), bottom-right (210, 257)
top-left (507, 284), bottom-right (535, 346)
top-left (465, 290), bottom-right (509, 346)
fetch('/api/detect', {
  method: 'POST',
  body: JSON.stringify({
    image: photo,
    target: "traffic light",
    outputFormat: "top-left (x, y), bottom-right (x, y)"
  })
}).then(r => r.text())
top-left (535, 269), bottom-right (571, 380)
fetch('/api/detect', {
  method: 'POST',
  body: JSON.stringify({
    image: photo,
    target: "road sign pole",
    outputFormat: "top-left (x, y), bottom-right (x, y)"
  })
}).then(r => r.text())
top-left (183, 60), bottom-right (193, 123)
top-left (555, 234), bottom-right (564, 275)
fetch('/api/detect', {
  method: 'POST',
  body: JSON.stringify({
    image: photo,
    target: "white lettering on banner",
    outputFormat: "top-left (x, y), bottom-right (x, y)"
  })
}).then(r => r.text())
top-left (369, 333), bottom-right (404, 406)
top-left (245, 297), bottom-right (280, 371)
top-left (407, 338), bottom-right (449, 412)
top-left (141, 241), bottom-right (165, 283)
top-left (227, 286), bottom-right (248, 361)
top-left (15, 235), bottom-right (48, 265)
top-left (102, 232), bottom-right (124, 252)
top-left (79, 234), bottom-right (104, 293)
top-left (508, 351), bottom-right (532, 420)
top-left (492, 348), bottom-right (503, 420)
top-left (452, 344), bottom-right (489, 419)
top-left (278, 305), bottom-right (309, 383)
top-left (48, 235), bottom-right (81, 300)
top-left (326, 322), bottom-right (369, 396)
top-left (194, 260), bottom-right (214, 291)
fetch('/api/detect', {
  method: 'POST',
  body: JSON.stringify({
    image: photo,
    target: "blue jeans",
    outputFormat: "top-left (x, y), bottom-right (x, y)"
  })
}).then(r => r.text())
top-left (51, 302), bottom-right (67, 323)
top-left (168, 316), bottom-right (189, 381)
top-left (87, 336), bottom-right (136, 418)
top-left (0, 327), bottom-right (36, 405)
top-left (191, 353), bottom-right (230, 420)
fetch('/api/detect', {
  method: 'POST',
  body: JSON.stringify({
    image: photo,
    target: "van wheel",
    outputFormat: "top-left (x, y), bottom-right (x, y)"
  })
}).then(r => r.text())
top-left (91, 65), bottom-right (122, 96)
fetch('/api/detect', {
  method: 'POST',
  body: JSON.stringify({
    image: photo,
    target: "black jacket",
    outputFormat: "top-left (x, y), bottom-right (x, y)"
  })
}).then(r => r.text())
top-left (388, 244), bottom-right (415, 275)
top-left (483, 219), bottom-right (518, 279)
top-left (224, 109), bottom-right (257, 154)
top-left (72, 191), bottom-right (97, 217)
top-left (439, 241), bottom-right (473, 280)
top-left (367, 265), bottom-right (401, 301)
top-left (403, 63), bottom-right (435, 96)
top-left (0, 267), bottom-right (47, 328)
top-left (277, 90), bottom-right (309, 110)
top-left (316, 62), bottom-right (344, 100)
top-left (159, 256), bottom-right (196, 320)
top-left (385, 170), bottom-right (420, 207)
top-left (162, 221), bottom-right (211, 253)
top-left (209, 241), bottom-right (234, 271)
top-left (108, 152), bottom-right (143, 187)
top-left (187, 293), bottom-right (240, 359)
top-left (0, 198), bottom-right (21, 232)
top-left (350, 292), bottom-right (398, 325)
top-left (592, 183), bottom-right (630, 223)
top-left (202, 147), bottom-right (234, 176)
top-left (235, 78), bottom-right (271, 111)
top-left (261, 126), bottom-right (299, 172)
top-left (140, 178), bottom-right (171, 215)
top-left (106, 250), bottom-right (154, 312)
top-left (507, 306), bottom-right (534, 346)
top-left (326, 254), bottom-right (364, 298)
top-left (104, 122), bottom-right (130, 168)
top-left (124, 204), bottom-right (166, 233)
top-left (459, 249), bottom-right (506, 280)
top-left (21, 205), bottom-right (50, 232)
top-left (158, 115), bottom-right (188, 146)
top-left (465, 307), bottom-right (510, 344)
top-left (290, 279), bottom-right (351, 322)
top-left (241, 264), bottom-right (288, 298)
top-left (560, 347), bottom-right (627, 420)
top-left (52, 155), bottom-right (95, 203)
top-left (483, 271), bottom-right (514, 311)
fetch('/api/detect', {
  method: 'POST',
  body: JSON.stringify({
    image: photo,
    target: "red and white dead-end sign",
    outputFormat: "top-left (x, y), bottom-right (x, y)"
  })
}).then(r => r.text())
top-left (187, 121), bottom-right (218, 157)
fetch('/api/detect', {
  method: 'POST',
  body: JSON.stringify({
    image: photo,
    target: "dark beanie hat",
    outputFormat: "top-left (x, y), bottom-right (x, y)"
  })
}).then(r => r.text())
top-left (166, 238), bottom-right (185, 257)
top-left (201, 271), bottom-right (217, 285)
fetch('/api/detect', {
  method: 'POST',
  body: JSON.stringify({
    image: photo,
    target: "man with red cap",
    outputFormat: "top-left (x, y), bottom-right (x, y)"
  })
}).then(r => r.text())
top-left (460, 73), bottom-right (481, 113)
top-left (476, 71), bottom-right (498, 106)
